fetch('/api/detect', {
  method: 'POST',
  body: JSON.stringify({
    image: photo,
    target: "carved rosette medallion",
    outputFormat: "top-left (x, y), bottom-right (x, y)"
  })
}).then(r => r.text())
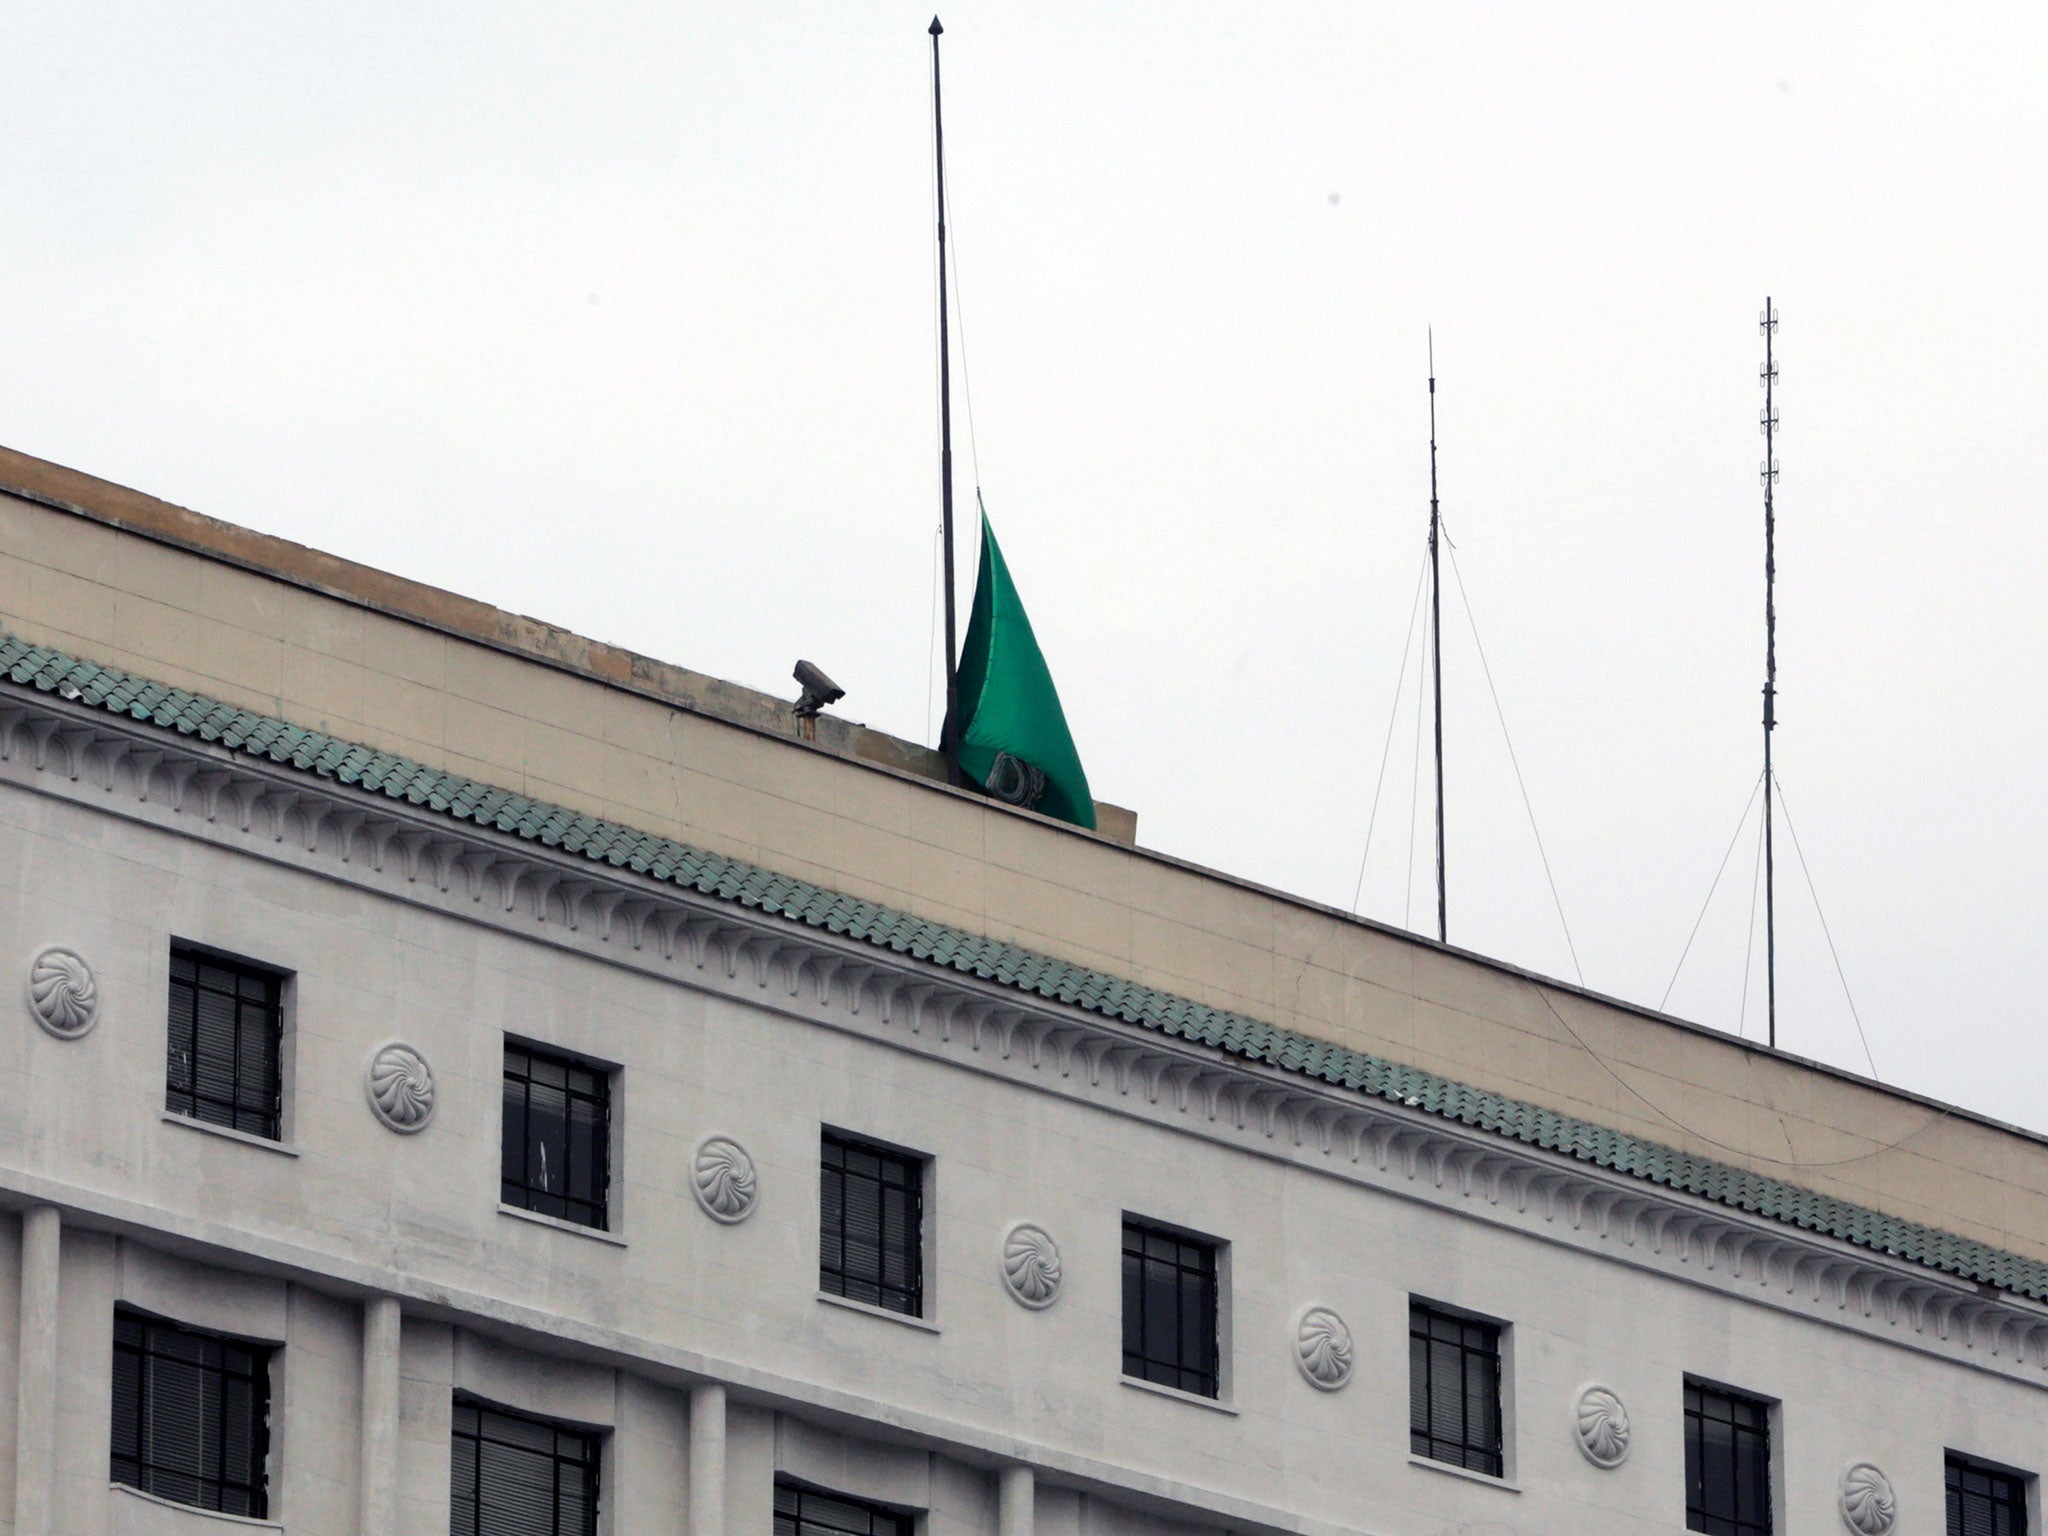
top-left (364, 1042), bottom-right (436, 1133)
top-left (1840, 1463), bottom-right (1896, 1535)
top-left (692, 1137), bottom-right (759, 1223)
top-left (26, 945), bottom-right (99, 1039)
top-left (1000, 1223), bottom-right (1063, 1309)
top-left (1294, 1306), bottom-right (1354, 1391)
top-left (1574, 1385), bottom-right (1632, 1468)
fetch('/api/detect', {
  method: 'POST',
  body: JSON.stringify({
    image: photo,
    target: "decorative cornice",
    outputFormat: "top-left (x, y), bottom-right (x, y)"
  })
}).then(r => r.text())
top-left (7, 648), bottom-right (2048, 1383)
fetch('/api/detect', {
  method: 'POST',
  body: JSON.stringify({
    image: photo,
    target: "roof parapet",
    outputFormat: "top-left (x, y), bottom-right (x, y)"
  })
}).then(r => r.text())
top-left (0, 444), bottom-right (1136, 843)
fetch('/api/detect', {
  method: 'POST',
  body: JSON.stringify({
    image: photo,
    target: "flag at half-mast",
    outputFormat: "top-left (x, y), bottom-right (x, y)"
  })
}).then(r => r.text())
top-left (950, 502), bottom-right (1096, 830)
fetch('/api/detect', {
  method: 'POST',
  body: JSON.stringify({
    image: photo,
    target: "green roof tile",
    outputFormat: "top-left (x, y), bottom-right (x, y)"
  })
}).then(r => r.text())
top-left (6, 626), bottom-right (2043, 1302)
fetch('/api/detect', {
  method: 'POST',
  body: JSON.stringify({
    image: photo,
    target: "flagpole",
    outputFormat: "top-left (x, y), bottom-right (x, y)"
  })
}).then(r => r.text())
top-left (930, 16), bottom-right (962, 785)
top-left (1428, 331), bottom-right (1447, 945)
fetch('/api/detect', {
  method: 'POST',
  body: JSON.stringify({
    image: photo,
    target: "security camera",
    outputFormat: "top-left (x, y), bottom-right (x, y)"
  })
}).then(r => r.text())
top-left (792, 660), bottom-right (845, 719)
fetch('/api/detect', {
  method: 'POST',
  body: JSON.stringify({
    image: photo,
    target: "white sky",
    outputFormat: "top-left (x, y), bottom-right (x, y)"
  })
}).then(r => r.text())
top-left (3, 5), bottom-right (2044, 1129)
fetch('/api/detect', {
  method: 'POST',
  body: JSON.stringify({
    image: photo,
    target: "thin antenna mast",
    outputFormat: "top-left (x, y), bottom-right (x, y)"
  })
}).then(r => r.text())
top-left (1759, 298), bottom-right (1780, 1048)
top-left (930, 17), bottom-right (962, 784)
top-left (1428, 331), bottom-right (1447, 945)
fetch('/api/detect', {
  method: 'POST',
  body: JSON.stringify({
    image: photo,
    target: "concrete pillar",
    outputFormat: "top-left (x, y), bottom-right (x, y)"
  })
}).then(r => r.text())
top-left (12, 1205), bottom-right (60, 1536)
top-left (359, 1296), bottom-right (402, 1536)
top-left (999, 1465), bottom-right (1034, 1536)
top-left (689, 1383), bottom-right (727, 1536)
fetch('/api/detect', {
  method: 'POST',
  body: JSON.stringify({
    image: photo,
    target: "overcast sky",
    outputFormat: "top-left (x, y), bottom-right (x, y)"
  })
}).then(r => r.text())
top-left (4, 5), bottom-right (2044, 1130)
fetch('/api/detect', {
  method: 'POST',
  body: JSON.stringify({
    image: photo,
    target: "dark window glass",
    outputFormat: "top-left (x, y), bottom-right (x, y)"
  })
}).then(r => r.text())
top-left (502, 1042), bottom-right (612, 1230)
top-left (166, 946), bottom-right (284, 1139)
top-left (1408, 1301), bottom-right (1503, 1476)
top-left (1685, 1382), bottom-right (1772, 1536)
top-left (1121, 1218), bottom-right (1220, 1398)
top-left (776, 1480), bottom-right (913, 1536)
top-left (109, 1308), bottom-right (271, 1518)
top-left (1949, 1454), bottom-right (2029, 1536)
top-left (449, 1397), bottom-right (600, 1536)
top-left (819, 1132), bottom-right (924, 1316)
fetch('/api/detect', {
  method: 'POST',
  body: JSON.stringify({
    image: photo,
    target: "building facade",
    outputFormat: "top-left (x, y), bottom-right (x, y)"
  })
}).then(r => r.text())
top-left (2, 444), bottom-right (2046, 1536)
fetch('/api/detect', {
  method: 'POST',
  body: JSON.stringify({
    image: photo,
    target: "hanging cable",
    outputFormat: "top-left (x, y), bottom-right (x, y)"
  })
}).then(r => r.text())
top-left (1660, 772), bottom-right (1765, 1011)
top-left (1404, 603), bottom-right (1428, 933)
top-left (1737, 799), bottom-right (1766, 1040)
top-left (925, 521), bottom-right (943, 743)
top-left (1440, 534), bottom-right (1585, 984)
top-left (938, 158), bottom-right (985, 489)
top-left (1773, 774), bottom-right (1881, 1081)
top-left (1530, 983), bottom-right (1949, 1168)
top-left (1350, 546), bottom-right (1433, 914)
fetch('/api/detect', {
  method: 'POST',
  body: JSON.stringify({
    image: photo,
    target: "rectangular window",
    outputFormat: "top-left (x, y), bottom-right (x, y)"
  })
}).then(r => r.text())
top-left (1121, 1218), bottom-right (1220, 1398)
top-left (1949, 1454), bottom-right (2029, 1536)
top-left (819, 1132), bottom-right (925, 1316)
top-left (449, 1397), bottom-right (600, 1536)
top-left (167, 945), bottom-right (284, 1140)
top-left (110, 1308), bottom-right (271, 1518)
top-left (1685, 1381), bottom-right (1772, 1536)
top-left (776, 1480), bottom-right (914, 1536)
top-left (502, 1041), bottom-right (612, 1230)
top-left (1408, 1300), bottom-right (1503, 1476)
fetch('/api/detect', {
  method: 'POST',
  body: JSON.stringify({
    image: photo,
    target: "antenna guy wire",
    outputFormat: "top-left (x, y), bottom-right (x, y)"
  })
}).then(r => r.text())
top-left (1772, 773), bottom-right (1881, 1081)
top-left (1350, 544), bottom-right (1433, 915)
top-left (1658, 770), bottom-right (1766, 1013)
top-left (1441, 535), bottom-right (1585, 985)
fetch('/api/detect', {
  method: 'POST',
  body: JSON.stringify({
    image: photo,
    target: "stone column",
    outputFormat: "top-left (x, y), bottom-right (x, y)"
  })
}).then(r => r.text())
top-left (689, 1383), bottom-right (727, 1536)
top-left (359, 1296), bottom-right (402, 1536)
top-left (999, 1465), bottom-right (1034, 1536)
top-left (13, 1205), bottom-right (60, 1536)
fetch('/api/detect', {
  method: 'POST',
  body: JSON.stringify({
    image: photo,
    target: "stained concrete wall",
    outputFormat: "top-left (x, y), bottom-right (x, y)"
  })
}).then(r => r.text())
top-left (4, 766), bottom-right (2048, 1535)
top-left (1, 450), bottom-right (2043, 1267)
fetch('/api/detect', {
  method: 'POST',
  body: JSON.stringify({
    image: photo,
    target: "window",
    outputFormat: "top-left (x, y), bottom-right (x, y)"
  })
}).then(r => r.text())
top-left (1685, 1382), bottom-right (1772, 1536)
top-left (167, 945), bottom-right (284, 1139)
top-left (1121, 1218), bottom-right (1220, 1398)
top-left (110, 1308), bottom-right (271, 1518)
top-left (1408, 1301), bottom-right (1503, 1476)
top-left (449, 1397), bottom-right (600, 1536)
top-left (776, 1480), bottom-right (913, 1536)
top-left (819, 1132), bottom-right (925, 1316)
top-left (502, 1041), bottom-right (612, 1230)
top-left (1949, 1454), bottom-right (2029, 1536)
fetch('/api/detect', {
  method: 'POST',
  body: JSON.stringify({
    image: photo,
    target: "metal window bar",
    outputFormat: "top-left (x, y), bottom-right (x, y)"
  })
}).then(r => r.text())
top-left (775, 1480), bottom-right (915, 1536)
top-left (1948, 1454), bottom-right (2029, 1536)
top-left (819, 1132), bottom-right (925, 1316)
top-left (501, 1042), bottom-right (612, 1229)
top-left (1685, 1382), bottom-right (1773, 1536)
top-left (1408, 1301), bottom-right (1503, 1476)
top-left (449, 1396), bottom-right (600, 1536)
top-left (166, 947), bottom-right (283, 1139)
top-left (1120, 1219), bottom-right (1220, 1398)
top-left (110, 1308), bottom-right (271, 1518)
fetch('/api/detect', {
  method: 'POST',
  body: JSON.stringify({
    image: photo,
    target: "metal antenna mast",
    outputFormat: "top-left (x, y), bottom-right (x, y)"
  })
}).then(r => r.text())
top-left (1428, 331), bottom-right (1447, 945)
top-left (930, 16), bottom-right (962, 784)
top-left (1759, 298), bottom-right (1780, 1048)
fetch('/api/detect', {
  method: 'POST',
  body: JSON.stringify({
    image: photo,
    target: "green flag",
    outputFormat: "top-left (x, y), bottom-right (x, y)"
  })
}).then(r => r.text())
top-left (952, 503), bottom-right (1096, 829)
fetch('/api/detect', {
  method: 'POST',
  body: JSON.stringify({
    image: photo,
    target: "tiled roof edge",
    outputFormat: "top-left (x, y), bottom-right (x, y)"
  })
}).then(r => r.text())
top-left (4, 629), bottom-right (2042, 1302)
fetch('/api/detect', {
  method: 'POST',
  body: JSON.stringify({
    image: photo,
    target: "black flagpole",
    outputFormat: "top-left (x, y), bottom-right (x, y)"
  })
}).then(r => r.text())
top-left (1428, 331), bottom-right (1447, 945)
top-left (930, 16), bottom-right (962, 784)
